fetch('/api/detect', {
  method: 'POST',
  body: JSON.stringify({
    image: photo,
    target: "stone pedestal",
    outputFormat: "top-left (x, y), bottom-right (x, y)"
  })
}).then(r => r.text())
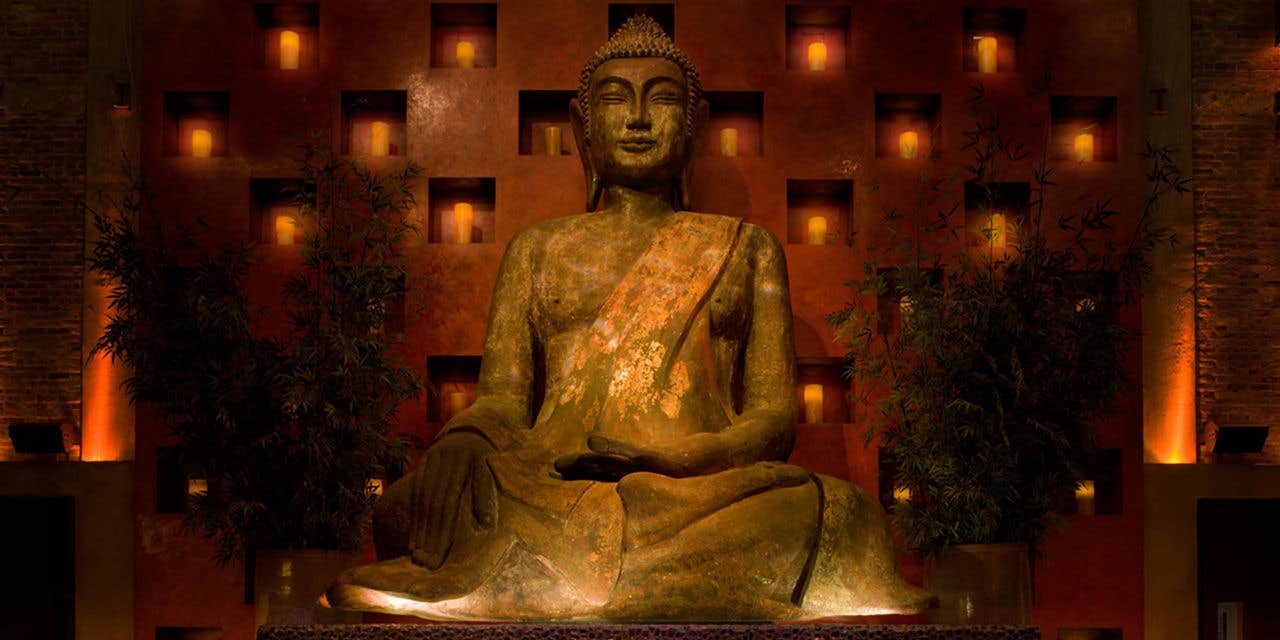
top-left (258, 624), bottom-right (1039, 640)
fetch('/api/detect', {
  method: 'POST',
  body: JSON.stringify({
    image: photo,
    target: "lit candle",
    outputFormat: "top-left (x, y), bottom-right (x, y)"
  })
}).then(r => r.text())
top-left (1075, 297), bottom-right (1097, 313)
top-left (807, 216), bottom-right (828, 245)
top-left (370, 121), bottom-right (391, 157)
top-left (977, 36), bottom-right (998, 74)
top-left (279, 30), bottom-right (300, 70)
top-left (807, 41), bottom-right (828, 71)
top-left (544, 125), bottom-right (562, 156)
top-left (446, 391), bottom-right (470, 420)
top-left (899, 130), bottom-right (919, 159)
top-left (1075, 480), bottom-right (1096, 516)
top-left (453, 202), bottom-right (474, 244)
top-left (802, 384), bottom-right (824, 424)
top-left (893, 487), bottom-right (912, 503)
top-left (456, 41), bottom-right (476, 69)
top-left (191, 128), bottom-right (213, 157)
top-left (719, 127), bottom-right (739, 157)
top-left (274, 214), bottom-right (296, 246)
top-left (1073, 132), bottom-right (1095, 162)
top-left (898, 297), bottom-right (914, 322)
top-left (987, 212), bottom-right (1007, 249)
top-left (367, 478), bottom-right (384, 496)
top-left (187, 478), bottom-right (208, 496)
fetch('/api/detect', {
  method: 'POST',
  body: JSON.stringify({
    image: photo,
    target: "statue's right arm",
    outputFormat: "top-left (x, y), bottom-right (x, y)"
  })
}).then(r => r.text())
top-left (409, 229), bottom-right (540, 569)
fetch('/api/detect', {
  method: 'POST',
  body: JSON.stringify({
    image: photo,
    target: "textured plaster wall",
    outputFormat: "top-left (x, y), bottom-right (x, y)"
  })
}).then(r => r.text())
top-left (0, 0), bottom-right (91, 457)
top-left (1190, 0), bottom-right (1280, 462)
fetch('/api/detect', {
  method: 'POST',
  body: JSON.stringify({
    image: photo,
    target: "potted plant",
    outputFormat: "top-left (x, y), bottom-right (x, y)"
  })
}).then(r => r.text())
top-left (90, 149), bottom-right (425, 624)
top-left (827, 87), bottom-right (1186, 623)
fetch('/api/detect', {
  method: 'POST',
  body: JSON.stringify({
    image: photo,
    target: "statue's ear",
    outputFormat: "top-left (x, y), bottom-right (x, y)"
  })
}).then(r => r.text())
top-left (570, 98), bottom-right (602, 211)
top-left (676, 97), bottom-right (710, 210)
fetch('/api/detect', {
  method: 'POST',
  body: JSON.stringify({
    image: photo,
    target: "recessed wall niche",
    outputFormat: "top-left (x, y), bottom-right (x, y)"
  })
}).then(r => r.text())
top-left (706, 91), bottom-right (764, 157)
top-left (427, 355), bottom-right (482, 423)
top-left (786, 179), bottom-right (852, 246)
top-left (428, 178), bottom-right (496, 244)
top-left (163, 92), bottom-right (229, 157)
top-left (795, 357), bottom-right (850, 425)
top-left (1051, 96), bottom-right (1118, 162)
top-left (518, 90), bottom-right (576, 156)
top-left (608, 4), bottom-right (675, 38)
top-left (250, 179), bottom-right (304, 246)
top-left (786, 5), bottom-right (850, 71)
top-left (964, 181), bottom-right (1030, 257)
top-left (1060, 448), bottom-right (1123, 516)
top-left (253, 4), bottom-right (319, 71)
top-left (875, 93), bottom-right (941, 160)
top-left (962, 8), bottom-right (1026, 73)
top-left (341, 90), bottom-right (407, 157)
top-left (430, 3), bottom-right (497, 68)
top-left (875, 268), bottom-right (941, 335)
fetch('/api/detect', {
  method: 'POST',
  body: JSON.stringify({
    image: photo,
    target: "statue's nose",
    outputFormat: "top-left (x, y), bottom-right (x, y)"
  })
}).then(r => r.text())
top-left (625, 100), bottom-right (651, 129)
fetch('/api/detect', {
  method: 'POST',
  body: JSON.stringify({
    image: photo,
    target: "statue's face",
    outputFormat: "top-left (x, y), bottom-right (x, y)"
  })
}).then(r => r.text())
top-left (586, 57), bottom-right (689, 190)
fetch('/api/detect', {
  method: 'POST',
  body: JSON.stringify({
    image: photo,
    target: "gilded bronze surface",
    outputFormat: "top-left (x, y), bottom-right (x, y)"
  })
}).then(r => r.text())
top-left (325, 16), bottom-right (931, 621)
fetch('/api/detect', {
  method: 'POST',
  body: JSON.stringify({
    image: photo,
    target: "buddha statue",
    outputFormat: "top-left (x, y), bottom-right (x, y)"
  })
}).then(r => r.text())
top-left (325, 16), bottom-right (930, 621)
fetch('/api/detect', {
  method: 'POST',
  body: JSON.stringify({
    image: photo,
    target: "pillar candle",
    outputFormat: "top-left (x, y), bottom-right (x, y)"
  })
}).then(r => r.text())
top-left (279, 30), bottom-right (300, 70)
top-left (187, 478), bottom-right (208, 496)
top-left (893, 487), bottom-right (912, 503)
top-left (719, 127), bottom-right (739, 157)
top-left (802, 384), bottom-right (824, 424)
top-left (456, 41), bottom-right (476, 69)
top-left (899, 130), bottom-right (919, 159)
top-left (274, 214), bottom-right (296, 246)
top-left (191, 128), bottom-right (213, 157)
top-left (898, 297), bottom-right (914, 322)
top-left (367, 478), bottom-right (384, 496)
top-left (370, 121), bottom-right (391, 157)
top-left (807, 41), bottom-right (828, 71)
top-left (1075, 481), bottom-right (1096, 516)
top-left (987, 212), bottom-right (1007, 249)
top-left (454, 202), bottom-right (474, 244)
top-left (544, 125), bottom-right (562, 156)
top-left (977, 36), bottom-right (998, 74)
top-left (807, 216), bottom-right (828, 245)
top-left (446, 391), bottom-right (470, 420)
top-left (1074, 132), bottom-right (1095, 162)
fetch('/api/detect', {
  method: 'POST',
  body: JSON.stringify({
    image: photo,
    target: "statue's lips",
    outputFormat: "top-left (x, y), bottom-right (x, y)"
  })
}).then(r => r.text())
top-left (617, 138), bottom-right (657, 152)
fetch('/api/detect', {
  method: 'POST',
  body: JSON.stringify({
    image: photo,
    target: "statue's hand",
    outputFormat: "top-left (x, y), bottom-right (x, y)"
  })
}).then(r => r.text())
top-left (408, 431), bottom-right (497, 570)
top-left (562, 432), bottom-right (734, 479)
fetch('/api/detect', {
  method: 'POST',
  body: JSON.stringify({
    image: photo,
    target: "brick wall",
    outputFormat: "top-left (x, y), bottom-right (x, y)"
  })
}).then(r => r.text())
top-left (1191, 0), bottom-right (1280, 462)
top-left (0, 0), bottom-right (89, 458)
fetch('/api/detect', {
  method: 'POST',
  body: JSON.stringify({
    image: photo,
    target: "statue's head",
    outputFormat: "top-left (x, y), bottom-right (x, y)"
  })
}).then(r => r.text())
top-left (571, 15), bottom-right (709, 211)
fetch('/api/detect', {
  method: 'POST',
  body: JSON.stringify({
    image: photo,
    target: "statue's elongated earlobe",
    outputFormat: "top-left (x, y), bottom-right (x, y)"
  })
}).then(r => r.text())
top-left (676, 98), bottom-right (711, 210)
top-left (569, 98), bottom-right (602, 211)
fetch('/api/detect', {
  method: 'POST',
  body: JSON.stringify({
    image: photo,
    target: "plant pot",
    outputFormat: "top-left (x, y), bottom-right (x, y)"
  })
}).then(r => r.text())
top-left (923, 542), bottom-right (1032, 624)
top-left (254, 548), bottom-right (363, 625)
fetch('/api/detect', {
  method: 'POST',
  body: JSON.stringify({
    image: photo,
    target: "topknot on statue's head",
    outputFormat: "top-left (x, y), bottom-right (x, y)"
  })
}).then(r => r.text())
top-left (576, 14), bottom-right (702, 140)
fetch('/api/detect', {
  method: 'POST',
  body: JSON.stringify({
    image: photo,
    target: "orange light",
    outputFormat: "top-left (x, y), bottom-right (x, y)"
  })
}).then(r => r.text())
top-left (82, 280), bottom-right (132, 461)
top-left (807, 216), bottom-right (827, 245)
top-left (1074, 132), bottom-right (1095, 162)
top-left (1075, 481), bottom-right (1096, 516)
top-left (1148, 316), bottom-right (1196, 463)
top-left (893, 487), bottom-right (912, 503)
top-left (279, 30), bottom-right (300, 70)
top-left (803, 384), bottom-right (824, 424)
top-left (456, 41), bottom-right (476, 69)
top-left (370, 121), bottom-right (391, 157)
top-left (453, 203), bottom-right (474, 244)
top-left (191, 129), bottom-right (213, 157)
top-left (807, 41), bottom-right (828, 71)
top-left (977, 36), bottom-right (998, 73)
top-left (274, 214), bottom-right (296, 245)
top-left (899, 130), bottom-right (919, 159)
top-left (987, 212), bottom-right (1007, 249)
top-left (719, 128), bottom-right (739, 157)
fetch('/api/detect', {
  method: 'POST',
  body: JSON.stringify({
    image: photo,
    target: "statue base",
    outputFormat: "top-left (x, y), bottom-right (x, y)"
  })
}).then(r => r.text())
top-left (257, 624), bottom-right (1039, 640)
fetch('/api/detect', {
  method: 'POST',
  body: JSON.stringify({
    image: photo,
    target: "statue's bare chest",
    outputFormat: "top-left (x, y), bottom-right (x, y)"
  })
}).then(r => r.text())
top-left (531, 227), bottom-right (752, 342)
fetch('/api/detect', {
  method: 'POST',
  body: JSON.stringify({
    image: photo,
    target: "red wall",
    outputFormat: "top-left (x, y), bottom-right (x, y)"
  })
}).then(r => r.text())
top-left (138, 2), bottom-right (1143, 638)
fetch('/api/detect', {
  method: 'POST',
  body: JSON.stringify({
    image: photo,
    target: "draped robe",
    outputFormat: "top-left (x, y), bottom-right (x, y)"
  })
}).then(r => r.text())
top-left (328, 213), bottom-right (930, 621)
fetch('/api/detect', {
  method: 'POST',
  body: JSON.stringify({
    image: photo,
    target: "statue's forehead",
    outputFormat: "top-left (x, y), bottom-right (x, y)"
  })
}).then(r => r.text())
top-left (590, 57), bottom-right (685, 90)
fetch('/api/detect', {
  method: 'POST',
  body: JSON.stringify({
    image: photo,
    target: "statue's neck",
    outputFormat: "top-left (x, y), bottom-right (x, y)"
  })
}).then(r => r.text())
top-left (602, 184), bottom-right (677, 222)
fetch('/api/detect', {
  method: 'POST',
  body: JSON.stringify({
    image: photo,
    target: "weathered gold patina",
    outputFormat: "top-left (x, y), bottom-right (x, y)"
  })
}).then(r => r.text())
top-left (326, 16), bottom-right (930, 621)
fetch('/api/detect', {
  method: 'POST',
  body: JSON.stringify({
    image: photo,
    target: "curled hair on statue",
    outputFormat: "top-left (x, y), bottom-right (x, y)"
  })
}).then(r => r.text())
top-left (572, 14), bottom-right (708, 212)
